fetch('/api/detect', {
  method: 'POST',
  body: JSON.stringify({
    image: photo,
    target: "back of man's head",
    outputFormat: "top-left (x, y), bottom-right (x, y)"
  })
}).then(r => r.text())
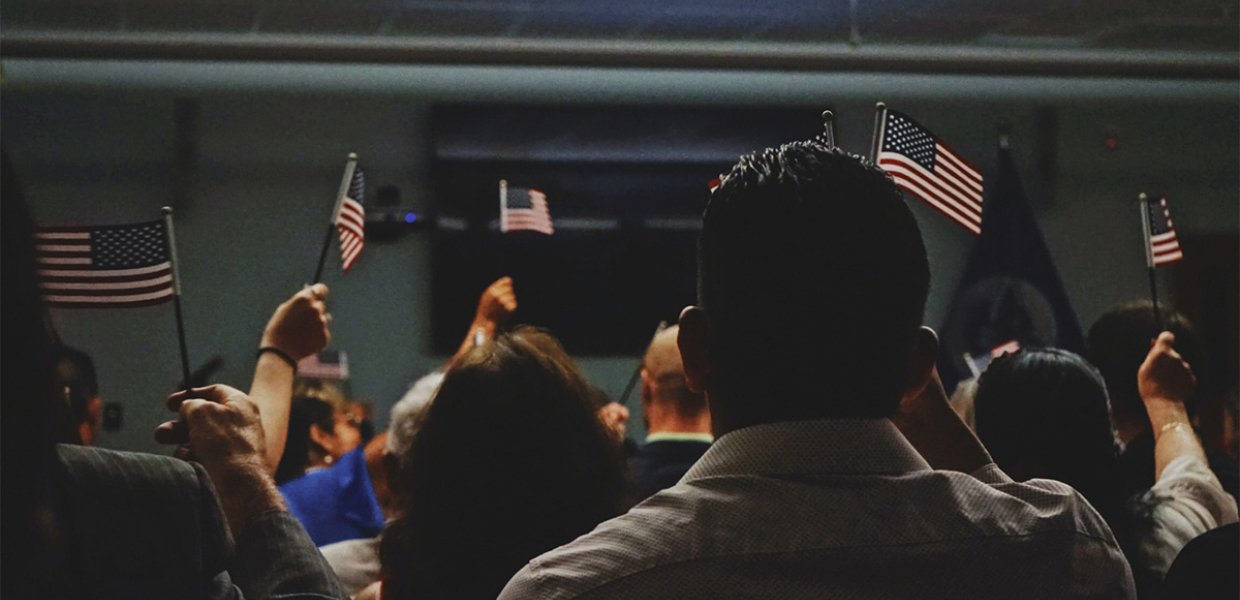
top-left (1087, 300), bottom-right (1204, 428)
top-left (642, 326), bottom-right (707, 423)
top-left (699, 140), bottom-right (929, 420)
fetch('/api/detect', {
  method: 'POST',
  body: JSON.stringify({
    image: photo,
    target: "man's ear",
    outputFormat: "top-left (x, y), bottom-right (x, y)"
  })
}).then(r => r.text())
top-left (903, 326), bottom-right (940, 401)
top-left (678, 306), bottom-right (711, 394)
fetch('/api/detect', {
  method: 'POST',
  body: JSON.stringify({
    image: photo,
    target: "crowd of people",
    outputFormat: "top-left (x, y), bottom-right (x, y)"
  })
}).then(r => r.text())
top-left (3, 139), bottom-right (1236, 599)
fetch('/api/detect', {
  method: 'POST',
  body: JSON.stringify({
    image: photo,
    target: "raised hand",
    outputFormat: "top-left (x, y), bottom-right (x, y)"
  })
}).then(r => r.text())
top-left (156, 385), bottom-right (284, 537)
top-left (475, 276), bottom-right (518, 326)
top-left (261, 283), bottom-right (332, 361)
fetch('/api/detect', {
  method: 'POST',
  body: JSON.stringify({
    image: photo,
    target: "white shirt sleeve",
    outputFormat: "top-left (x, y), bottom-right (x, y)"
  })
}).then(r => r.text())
top-left (1134, 454), bottom-right (1239, 577)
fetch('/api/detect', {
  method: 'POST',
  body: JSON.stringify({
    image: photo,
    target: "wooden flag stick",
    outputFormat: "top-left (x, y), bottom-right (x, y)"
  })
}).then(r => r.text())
top-left (313, 153), bottom-right (358, 283)
top-left (1138, 193), bottom-right (1163, 330)
top-left (869, 102), bottom-right (888, 163)
top-left (162, 206), bottom-right (192, 392)
top-left (820, 110), bottom-right (836, 149)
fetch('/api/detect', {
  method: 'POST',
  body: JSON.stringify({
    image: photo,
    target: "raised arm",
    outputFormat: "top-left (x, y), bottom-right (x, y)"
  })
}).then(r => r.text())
top-left (1138, 331), bottom-right (1204, 481)
top-left (252, 284), bottom-right (331, 472)
top-left (448, 276), bottom-right (517, 367)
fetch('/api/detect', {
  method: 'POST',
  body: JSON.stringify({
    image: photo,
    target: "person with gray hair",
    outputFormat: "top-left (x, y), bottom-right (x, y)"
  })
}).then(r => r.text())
top-left (320, 371), bottom-right (443, 596)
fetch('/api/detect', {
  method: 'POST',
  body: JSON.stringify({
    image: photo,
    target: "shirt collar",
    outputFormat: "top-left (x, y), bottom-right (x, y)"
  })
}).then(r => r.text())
top-left (646, 432), bottom-right (715, 444)
top-left (682, 419), bottom-right (931, 482)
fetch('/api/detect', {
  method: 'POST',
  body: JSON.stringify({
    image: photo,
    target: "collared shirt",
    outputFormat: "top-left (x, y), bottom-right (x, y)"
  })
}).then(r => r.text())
top-left (280, 446), bottom-right (385, 547)
top-left (645, 432), bottom-right (715, 444)
top-left (500, 419), bottom-right (1135, 599)
top-left (1131, 454), bottom-right (1239, 582)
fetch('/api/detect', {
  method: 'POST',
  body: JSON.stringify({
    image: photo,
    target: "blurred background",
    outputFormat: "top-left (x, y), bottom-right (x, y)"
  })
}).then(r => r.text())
top-left (3, 0), bottom-right (1236, 452)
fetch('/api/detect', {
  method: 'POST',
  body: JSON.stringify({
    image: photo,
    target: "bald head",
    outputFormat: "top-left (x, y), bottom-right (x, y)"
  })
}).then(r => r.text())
top-left (641, 326), bottom-right (709, 432)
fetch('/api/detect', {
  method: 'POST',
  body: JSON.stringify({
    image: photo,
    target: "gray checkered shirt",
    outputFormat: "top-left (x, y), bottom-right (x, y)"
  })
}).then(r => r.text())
top-left (500, 419), bottom-right (1134, 599)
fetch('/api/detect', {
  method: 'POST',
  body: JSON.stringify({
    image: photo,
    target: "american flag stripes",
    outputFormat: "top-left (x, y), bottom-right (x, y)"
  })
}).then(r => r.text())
top-left (876, 109), bottom-right (985, 235)
top-left (1143, 195), bottom-right (1183, 267)
top-left (336, 166), bottom-right (366, 271)
top-left (500, 180), bottom-right (554, 235)
top-left (35, 220), bottom-right (175, 308)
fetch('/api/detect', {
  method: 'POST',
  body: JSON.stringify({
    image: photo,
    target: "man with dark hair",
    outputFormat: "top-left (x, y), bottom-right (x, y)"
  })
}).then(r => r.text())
top-left (629, 325), bottom-right (712, 500)
top-left (53, 345), bottom-right (103, 446)
top-left (1085, 301), bottom-right (1237, 499)
top-left (500, 140), bottom-right (1133, 598)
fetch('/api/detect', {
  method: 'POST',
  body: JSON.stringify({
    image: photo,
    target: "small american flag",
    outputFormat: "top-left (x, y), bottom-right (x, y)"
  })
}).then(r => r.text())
top-left (1144, 195), bottom-right (1183, 267)
top-left (500, 180), bottom-right (554, 235)
top-left (336, 166), bottom-right (366, 271)
top-left (35, 220), bottom-right (175, 308)
top-left (298, 349), bottom-right (350, 380)
top-left (877, 109), bottom-right (984, 235)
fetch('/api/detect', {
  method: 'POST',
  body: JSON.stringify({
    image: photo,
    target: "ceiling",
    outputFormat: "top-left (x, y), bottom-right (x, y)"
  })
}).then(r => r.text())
top-left (2, 0), bottom-right (1236, 77)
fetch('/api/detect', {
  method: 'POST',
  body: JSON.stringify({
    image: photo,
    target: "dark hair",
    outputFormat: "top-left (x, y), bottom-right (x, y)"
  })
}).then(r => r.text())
top-left (274, 392), bottom-right (338, 484)
top-left (53, 345), bottom-right (99, 444)
top-left (1, 151), bottom-right (63, 594)
top-left (974, 348), bottom-right (1128, 537)
top-left (379, 327), bottom-right (625, 600)
top-left (1086, 300), bottom-right (1204, 425)
top-left (700, 140), bottom-right (929, 419)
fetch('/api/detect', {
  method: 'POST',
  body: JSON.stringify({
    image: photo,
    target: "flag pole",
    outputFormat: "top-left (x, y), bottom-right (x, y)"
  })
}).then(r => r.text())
top-left (499, 179), bottom-right (509, 233)
top-left (313, 153), bottom-right (358, 283)
top-left (161, 206), bottom-right (192, 392)
top-left (869, 102), bottom-right (888, 163)
top-left (618, 321), bottom-right (670, 407)
top-left (820, 110), bottom-right (836, 149)
top-left (1138, 193), bottom-right (1163, 330)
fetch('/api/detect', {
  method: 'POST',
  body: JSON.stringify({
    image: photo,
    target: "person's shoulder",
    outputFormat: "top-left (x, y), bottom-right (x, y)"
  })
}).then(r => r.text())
top-left (500, 485), bottom-right (706, 599)
top-left (57, 444), bottom-right (204, 492)
top-left (948, 464), bottom-right (1118, 543)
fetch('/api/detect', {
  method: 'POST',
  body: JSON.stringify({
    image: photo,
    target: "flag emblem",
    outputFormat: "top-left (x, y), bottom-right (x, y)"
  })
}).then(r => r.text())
top-left (1145, 195), bottom-right (1183, 267)
top-left (877, 110), bottom-right (984, 234)
top-left (337, 166), bottom-right (366, 271)
top-left (35, 220), bottom-right (175, 308)
top-left (500, 180), bottom-right (554, 235)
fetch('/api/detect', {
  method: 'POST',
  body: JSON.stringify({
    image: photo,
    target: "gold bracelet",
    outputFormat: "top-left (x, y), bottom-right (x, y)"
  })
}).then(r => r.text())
top-left (1157, 421), bottom-right (1191, 437)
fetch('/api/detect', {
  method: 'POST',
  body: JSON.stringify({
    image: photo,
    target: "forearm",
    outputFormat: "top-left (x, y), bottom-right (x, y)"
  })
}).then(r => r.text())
top-left (449, 318), bottom-right (496, 367)
top-left (1146, 399), bottom-right (1207, 481)
top-left (207, 459), bottom-right (287, 540)
top-left (249, 352), bottom-right (296, 473)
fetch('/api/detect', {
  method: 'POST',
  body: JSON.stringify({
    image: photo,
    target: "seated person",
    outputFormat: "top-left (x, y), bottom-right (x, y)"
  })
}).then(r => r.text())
top-left (1087, 301), bottom-right (1237, 501)
top-left (630, 324), bottom-right (712, 501)
top-left (276, 381), bottom-right (363, 483)
top-left (319, 370), bottom-right (443, 596)
top-left (500, 138), bottom-right (1134, 599)
top-left (369, 327), bottom-right (626, 600)
top-left (52, 344), bottom-right (103, 446)
top-left (1128, 333), bottom-right (1238, 592)
top-left (972, 348), bottom-right (1131, 551)
top-left (4, 151), bottom-right (342, 597)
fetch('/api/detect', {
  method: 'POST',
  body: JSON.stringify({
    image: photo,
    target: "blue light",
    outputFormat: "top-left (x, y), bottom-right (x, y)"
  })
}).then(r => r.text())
top-left (404, 212), bottom-right (418, 224)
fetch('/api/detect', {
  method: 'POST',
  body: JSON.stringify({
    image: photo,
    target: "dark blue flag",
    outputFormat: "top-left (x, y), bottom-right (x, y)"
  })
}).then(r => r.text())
top-left (938, 144), bottom-right (1084, 390)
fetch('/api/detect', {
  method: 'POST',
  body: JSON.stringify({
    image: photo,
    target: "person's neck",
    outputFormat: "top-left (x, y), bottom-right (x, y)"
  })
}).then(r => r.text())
top-left (647, 413), bottom-right (712, 437)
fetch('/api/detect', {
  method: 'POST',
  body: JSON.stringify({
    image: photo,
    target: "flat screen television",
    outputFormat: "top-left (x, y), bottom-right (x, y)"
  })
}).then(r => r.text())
top-left (429, 104), bottom-right (819, 354)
